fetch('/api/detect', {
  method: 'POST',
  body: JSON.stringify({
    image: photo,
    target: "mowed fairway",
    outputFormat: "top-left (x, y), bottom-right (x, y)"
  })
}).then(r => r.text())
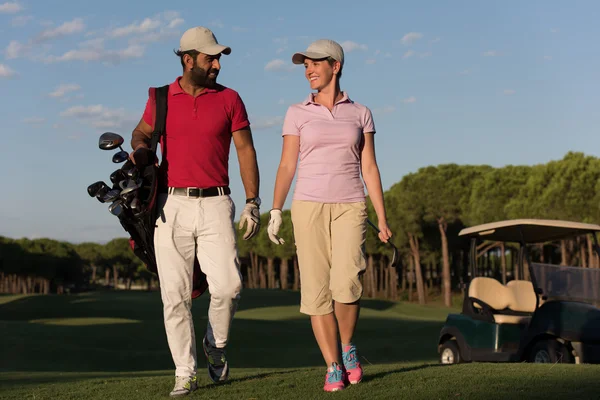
top-left (1, 290), bottom-right (599, 399)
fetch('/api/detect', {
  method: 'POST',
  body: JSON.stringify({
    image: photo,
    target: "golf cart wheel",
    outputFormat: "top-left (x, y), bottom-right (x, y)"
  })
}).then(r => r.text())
top-left (529, 339), bottom-right (574, 364)
top-left (440, 340), bottom-right (461, 365)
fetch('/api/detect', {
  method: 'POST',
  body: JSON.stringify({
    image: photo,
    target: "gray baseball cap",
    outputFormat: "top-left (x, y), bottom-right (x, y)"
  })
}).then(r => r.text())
top-left (179, 26), bottom-right (231, 55)
top-left (292, 39), bottom-right (344, 66)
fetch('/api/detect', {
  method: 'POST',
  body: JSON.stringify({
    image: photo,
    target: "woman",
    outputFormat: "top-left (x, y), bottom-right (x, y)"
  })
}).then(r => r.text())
top-left (267, 39), bottom-right (392, 392)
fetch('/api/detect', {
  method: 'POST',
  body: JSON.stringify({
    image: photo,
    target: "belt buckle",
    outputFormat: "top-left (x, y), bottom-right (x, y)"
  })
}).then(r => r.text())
top-left (187, 188), bottom-right (201, 197)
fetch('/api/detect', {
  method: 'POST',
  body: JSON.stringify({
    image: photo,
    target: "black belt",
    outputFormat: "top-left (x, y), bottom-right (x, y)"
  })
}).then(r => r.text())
top-left (161, 186), bottom-right (230, 197)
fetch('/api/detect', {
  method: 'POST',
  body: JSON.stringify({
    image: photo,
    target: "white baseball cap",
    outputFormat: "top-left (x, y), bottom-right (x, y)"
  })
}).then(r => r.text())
top-left (292, 39), bottom-right (344, 66)
top-left (179, 26), bottom-right (231, 55)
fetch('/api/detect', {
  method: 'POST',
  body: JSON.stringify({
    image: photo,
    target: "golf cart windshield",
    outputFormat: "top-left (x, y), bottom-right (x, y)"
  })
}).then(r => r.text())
top-left (530, 262), bottom-right (600, 307)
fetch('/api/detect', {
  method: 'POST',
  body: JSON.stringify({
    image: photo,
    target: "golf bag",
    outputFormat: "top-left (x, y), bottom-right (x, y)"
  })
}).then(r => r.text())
top-left (120, 85), bottom-right (208, 299)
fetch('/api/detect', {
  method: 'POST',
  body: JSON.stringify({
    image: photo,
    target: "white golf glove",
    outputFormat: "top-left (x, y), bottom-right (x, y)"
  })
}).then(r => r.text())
top-left (239, 203), bottom-right (260, 240)
top-left (268, 209), bottom-right (285, 245)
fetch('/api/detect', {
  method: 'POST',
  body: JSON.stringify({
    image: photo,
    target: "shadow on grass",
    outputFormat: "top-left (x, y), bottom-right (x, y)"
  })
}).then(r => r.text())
top-left (360, 363), bottom-right (442, 384)
top-left (0, 290), bottom-right (445, 374)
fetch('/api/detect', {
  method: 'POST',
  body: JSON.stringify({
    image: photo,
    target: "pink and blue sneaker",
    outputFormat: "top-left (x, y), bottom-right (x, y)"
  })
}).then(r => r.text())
top-left (342, 343), bottom-right (363, 384)
top-left (323, 362), bottom-right (346, 392)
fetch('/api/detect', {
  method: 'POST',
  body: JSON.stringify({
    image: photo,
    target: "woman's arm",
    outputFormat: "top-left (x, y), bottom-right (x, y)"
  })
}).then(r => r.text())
top-left (272, 135), bottom-right (300, 210)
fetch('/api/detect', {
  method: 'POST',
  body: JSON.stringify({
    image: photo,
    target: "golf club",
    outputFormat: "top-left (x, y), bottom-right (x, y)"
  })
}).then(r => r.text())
top-left (98, 132), bottom-right (125, 151)
top-left (110, 169), bottom-right (127, 184)
top-left (87, 181), bottom-right (106, 197)
top-left (112, 150), bottom-right (129, 163)
top-left (102, 188), bottom-right (121, 203)
top-left (108, 199), bottom-right (124, 216)
top-left (95, 185), bottom-right (110, 203)
top-left (367, 219), bottom-right (399, 267)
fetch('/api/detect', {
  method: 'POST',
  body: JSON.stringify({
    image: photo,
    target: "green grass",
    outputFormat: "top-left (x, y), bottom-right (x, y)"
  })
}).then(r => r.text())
top-left (1, 290), bottom-right (599, 399)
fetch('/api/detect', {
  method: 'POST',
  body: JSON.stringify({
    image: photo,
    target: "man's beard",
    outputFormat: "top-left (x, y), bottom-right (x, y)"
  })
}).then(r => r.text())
top-left (190, 64), bottom-right (219, 89)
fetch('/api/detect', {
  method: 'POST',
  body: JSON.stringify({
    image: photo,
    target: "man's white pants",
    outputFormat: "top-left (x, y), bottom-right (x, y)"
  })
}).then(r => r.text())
top-left (154, 192), bottom-right (242, 377)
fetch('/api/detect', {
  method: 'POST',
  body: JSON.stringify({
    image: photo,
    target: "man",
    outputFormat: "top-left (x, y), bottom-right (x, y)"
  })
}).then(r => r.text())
top-left (130, 26), bottom-right (261, 397)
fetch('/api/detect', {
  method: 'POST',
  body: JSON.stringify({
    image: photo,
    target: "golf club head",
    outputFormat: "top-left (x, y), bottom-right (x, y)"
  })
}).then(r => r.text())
top-left (108, 199), bottom-right (124, 216)
top-left (95, 185), bottom-right (110, 203)
top-left (110, 169), bottom-right (127, 184)
top-left (112, 150), bottom-right (129, 163)
top-left (130, 197), bottom-right (141, 214)
top-left (120, 180), bottom-right (141, 196)
top-left (99, 132), bottom-right (124, 151)
top-left (390, 244), bottom-right (399, 267)
top-left (87, 181), bottom-right (105, 197)
top-left (102, 188), bottom-right (121, 203)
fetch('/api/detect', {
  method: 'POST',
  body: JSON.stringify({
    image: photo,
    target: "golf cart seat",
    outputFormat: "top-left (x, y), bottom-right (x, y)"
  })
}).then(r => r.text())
top-left (468, 277), bottom-right (534, 324)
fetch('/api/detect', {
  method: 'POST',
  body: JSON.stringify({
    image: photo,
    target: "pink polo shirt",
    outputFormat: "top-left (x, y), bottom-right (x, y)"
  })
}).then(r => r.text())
top-left (282, 92), bottom-right (375, 203)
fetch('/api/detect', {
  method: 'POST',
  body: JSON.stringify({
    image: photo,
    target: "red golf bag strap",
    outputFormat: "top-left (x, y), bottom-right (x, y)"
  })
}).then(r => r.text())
top-left (150, 85), bottom-right (169, 153)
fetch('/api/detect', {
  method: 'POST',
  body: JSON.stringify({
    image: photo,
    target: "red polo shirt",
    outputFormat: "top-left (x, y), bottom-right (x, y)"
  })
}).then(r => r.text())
top-left (142, 77), bottom-right (250, 189)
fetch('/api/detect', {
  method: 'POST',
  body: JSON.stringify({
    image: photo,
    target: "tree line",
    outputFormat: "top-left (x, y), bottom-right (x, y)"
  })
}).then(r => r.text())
top-left (2, 152), bottom-right (600, 305)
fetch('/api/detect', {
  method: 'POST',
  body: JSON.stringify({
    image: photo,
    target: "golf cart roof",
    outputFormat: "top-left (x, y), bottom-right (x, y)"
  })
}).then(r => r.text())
top-left (459, 219), bottom-right (600, 243)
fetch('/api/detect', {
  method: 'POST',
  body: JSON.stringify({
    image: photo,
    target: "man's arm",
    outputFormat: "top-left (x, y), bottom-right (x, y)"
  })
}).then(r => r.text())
top-left (232, 127), bottom-right (259, 199)
top-left (131, 118), bottom-right (153, 151)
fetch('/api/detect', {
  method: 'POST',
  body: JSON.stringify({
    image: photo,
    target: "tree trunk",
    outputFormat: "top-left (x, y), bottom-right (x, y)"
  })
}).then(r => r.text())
top-left (267, 258), bottom-right (275, 289)
top-left (105, 268), bottom-right (110, 286)
top-left (580, 237), bottom-right (587, 268)
top-left (500, 243), bottom-right (507, 284)
top-left (280, 258), bottom-right (289, 290)
top-left (113, 265), bottom-right (119, 289)
top-left (438, 218), bottom-right (452, 307)
top-left (126, 278), bottom-right (132, 290)
top-left (408, 256), bottom-right (413, 302)
top-left (293, 257), bottom-right (300, 290)
top-left (408, 233), bottom-right (426, 305)
top-left (560, 240), bottom-right (568, 266)
top-left (259, 261), bottom-right (267, 289)
top-left (91, 265), bottom-right (97, 284)
top-left (588, 235), bottom-right (596, 269)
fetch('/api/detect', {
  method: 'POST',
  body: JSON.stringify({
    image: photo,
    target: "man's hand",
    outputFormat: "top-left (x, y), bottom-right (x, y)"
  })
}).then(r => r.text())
top-left (268, 209), bottom-right (285, 245)
top-left (239, 203), bottom-right (260, 240)
top-left (129, 144), bottom-right (149, 165)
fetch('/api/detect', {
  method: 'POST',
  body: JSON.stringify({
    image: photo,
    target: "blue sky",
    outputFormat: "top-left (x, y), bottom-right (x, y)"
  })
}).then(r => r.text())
top-left (1, 0), bottom-right (599, 243)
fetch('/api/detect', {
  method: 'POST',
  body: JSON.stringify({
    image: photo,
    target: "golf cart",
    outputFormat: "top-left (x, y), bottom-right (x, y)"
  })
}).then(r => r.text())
top-left (438, 219), bottom-right (600, 365)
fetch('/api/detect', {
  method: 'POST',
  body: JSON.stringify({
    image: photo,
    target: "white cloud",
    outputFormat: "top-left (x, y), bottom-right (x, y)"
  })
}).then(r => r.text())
top-left (483, 50), bottom-right (499, 57)
top-left (340, 41), bottom-right (368, 52)
top-left (11, 14), bottom-right (32, 26)
top-left (0, 63), bottom-right (16, 78)
top-left (430, 37), bottom-right (441, 44)
top-left (45, 44), bottom-right (145, 64)
top-left (503, 89), bottom-right (516, 95)
top-left (60, 104), bottom-right (138, 130)
top-left (5, 40), bottom-right (24, 59)
top-left (0, 2), bottom-right (22, 13)
top-left (37, 18), bottom-right (85, 42)
top-left (402, 50), bottom-right (414, 59)
top-left (366, 59), bottom-right (376, 64)
top-left (49, 83), bottom-right (81, 98)
top-left (264, 59), bottom-right (288, 71)
top-left (402, 96), bottom-right (417, 104)
top-left (22, 116), bottom-right (46, 124)
top-left (384, 52), bottom-right (392, 58)
top-left (401, 32), bottom-right (423, 45)
top-left (109, 17), bottom-right (161, 38)
top-left (252, 116), bottom-right (284, 130)
top-left (168, 18), bottom-right (184, 29)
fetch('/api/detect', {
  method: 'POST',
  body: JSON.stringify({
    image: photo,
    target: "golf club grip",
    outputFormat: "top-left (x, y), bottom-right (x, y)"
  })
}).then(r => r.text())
top-left (367, 219), bottom-right (398, 250)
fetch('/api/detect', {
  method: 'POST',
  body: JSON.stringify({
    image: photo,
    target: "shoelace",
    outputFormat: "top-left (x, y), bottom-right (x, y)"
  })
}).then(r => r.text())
top-left (327, 365), bottom-right (343, 383)
top-left (343, 347), bottom-right (358, 369)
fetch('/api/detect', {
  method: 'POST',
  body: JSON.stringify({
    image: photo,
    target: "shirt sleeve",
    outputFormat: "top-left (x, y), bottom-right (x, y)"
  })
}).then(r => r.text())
top-left (362, 106), bottom-right (376, 134)
top-left (141, 88), bottom-right (154, 128)
top-left (282, 106), bottom-right (300, 136)
top-left (231, 92), bottom-right (250, 132)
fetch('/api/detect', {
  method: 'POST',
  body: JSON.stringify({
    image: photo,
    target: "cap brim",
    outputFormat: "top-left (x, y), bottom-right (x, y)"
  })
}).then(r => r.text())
top-left (292, 51), bottom-right (329, 64)
top-left (184, 44), bottom-right (231, 55)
